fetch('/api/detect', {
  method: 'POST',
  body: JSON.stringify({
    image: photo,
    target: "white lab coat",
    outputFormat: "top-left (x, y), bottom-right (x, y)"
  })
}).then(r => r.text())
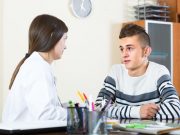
top-left (2, 52), bottom-right (67, 122)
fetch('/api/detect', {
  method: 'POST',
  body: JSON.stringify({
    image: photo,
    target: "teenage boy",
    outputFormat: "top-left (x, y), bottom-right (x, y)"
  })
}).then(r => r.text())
top-left (95, 24), bottom-right (180, 119)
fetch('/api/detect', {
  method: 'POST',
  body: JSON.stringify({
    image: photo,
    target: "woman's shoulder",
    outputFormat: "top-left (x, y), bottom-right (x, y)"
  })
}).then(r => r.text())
top-left (20, 52), bottom-right (51, 76)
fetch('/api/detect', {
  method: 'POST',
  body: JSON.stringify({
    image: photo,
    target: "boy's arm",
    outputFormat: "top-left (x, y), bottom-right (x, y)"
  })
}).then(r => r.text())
top-left (95, 76), bottom-right (141, 119)
top-left (155, 75), bottom-right (180, 119)
top-left (96, 89), bottom-right (142, 119)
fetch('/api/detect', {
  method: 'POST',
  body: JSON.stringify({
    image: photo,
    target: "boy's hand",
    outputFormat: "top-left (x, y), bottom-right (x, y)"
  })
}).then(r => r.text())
top-left (140, 103), bottom-right (159, 119)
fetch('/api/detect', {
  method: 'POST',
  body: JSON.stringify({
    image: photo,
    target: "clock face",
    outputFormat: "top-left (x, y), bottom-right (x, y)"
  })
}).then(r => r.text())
top-left (71, 0), bottom-right (92, 18)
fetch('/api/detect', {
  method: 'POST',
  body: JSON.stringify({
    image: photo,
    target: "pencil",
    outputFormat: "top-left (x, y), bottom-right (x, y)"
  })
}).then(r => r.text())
top-left (77, 90), bottom-right (85, 103)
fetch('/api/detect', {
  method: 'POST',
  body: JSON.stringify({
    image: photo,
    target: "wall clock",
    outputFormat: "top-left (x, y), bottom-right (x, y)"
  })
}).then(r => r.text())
top-left (70, 0), bottom-right (92, 18)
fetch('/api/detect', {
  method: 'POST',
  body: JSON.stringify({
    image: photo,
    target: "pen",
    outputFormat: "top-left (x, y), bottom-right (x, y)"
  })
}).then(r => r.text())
top-left (88, 94), bottom-right (93, 111)
top-left (92, 102), bottom-right (95, 111)
top-left (75, 103), bottom-right (83, 127)
top-left (92, 117), bottom-right (102, 134)
top-left (101, 98), bottom-right (112, 112)
top-left (69, 100), bottom-right (74, 107)
top-left (126, 123), bottom-right (146, 129)
top-left (68, 100), bottom-right (74, 124)
top-left (77, 90), bottom-right (85, 103)
top-left (83, 92), bottom-right (89, 105)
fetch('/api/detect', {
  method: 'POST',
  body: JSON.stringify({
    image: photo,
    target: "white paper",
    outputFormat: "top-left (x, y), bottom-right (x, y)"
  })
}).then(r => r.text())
top-left (0, 120), bottom-right (67, 130)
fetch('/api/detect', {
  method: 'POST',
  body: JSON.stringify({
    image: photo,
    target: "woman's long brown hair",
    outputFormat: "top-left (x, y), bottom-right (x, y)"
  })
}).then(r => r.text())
top-left (9, 14), bottom-right (68, 89)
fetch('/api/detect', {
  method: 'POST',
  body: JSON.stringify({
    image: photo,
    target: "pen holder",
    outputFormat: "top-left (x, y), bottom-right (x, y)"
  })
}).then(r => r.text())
top-left (67, 107), bottom-right (88, 134)
top-left (88, 111), bottom-right (108, 135)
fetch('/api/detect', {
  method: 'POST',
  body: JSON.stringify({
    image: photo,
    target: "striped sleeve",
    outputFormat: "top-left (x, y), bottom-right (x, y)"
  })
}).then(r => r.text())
top-left (95, 76), bottom-right (116, 111)
top-left (155, 74), bottom-right (180, 119)
top-left (95, 76), bottom-right (141, 119)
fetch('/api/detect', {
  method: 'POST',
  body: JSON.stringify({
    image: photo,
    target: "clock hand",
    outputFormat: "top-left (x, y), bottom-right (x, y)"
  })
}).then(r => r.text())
top-left (80, 0), bottom-right (86, 11)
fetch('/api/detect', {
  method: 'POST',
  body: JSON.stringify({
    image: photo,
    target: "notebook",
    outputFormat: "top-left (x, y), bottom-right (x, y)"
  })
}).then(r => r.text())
top-left (0, 120), bottom-right (67, 134)
top-left (112, 120), bottom-right (180, 135)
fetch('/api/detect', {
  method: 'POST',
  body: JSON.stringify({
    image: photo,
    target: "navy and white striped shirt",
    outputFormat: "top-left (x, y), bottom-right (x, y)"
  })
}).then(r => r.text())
top-left (95, 61), bottom-right (180, 119)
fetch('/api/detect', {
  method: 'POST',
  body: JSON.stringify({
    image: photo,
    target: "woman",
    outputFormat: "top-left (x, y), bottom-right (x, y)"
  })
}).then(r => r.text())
top-left (2, 14), bottom-right (68, 122)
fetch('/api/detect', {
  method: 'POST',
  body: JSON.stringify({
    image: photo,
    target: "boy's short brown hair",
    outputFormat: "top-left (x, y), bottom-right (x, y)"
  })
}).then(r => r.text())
top-left (119, 23), bottom-right (151, 47)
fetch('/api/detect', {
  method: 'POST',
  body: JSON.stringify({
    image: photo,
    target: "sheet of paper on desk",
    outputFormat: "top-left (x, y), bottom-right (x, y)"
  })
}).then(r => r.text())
top-left (113, 123), bottom-right (180, 135)
top-left (0, 120), bottom-right (67, 130)
top-left (169, 130), bottom-right (180, 135)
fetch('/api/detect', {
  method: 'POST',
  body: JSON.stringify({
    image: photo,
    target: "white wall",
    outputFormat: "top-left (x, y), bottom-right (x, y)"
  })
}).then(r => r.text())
top-left (1, 0), bottom-right (142, 121)
top-left (0, 0), bottom-right (3, 120)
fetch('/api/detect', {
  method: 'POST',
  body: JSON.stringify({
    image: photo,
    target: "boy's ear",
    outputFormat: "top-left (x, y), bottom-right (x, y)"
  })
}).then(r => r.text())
top-left (144, 46), bottom-right (152, 57)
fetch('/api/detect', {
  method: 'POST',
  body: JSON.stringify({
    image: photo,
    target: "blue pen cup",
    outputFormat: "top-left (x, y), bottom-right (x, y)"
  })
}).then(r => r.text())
top-left (67, 107), bottom-right (88, 134)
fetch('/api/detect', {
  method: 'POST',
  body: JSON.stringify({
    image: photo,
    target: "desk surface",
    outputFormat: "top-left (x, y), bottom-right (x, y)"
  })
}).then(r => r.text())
top-left (26, 131), bottom-right (140, 135)
top-left (1, 119), bottom-right (179, 135)
top-left (35, 119), bottom-right (180, 135)
top-left (48, 119), bottom-right (180, 135)
top-left (23, 131), bottom-right (146, 135)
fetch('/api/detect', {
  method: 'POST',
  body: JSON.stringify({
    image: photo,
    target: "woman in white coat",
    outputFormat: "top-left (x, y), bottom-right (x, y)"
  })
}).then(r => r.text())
top-left (2, 14), bottom-right (68, 122)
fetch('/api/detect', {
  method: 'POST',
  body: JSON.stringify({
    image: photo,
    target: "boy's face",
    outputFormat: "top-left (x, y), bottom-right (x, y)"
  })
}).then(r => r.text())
top-left (119, 35), bottom-right (149, 73)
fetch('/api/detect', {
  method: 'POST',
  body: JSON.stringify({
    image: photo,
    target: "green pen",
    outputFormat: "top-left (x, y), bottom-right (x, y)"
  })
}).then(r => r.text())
top-left (126, 123), bottom-right (146, 129)
top-left (69, 100), bottom-right (74, 107)
top-left (68, 100), bottom-right (74, 122)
